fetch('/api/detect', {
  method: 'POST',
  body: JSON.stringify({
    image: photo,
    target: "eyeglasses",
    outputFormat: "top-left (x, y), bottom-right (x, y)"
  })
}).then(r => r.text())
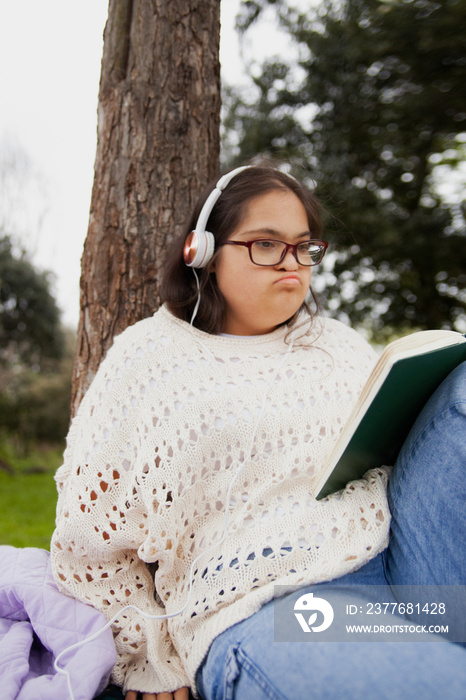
top-left (225, 239), bottom-right (328, 267)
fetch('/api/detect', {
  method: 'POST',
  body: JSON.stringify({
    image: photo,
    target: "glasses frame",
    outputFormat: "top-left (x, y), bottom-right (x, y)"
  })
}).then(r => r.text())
top-left (225, 239), bottom-right (328, 267)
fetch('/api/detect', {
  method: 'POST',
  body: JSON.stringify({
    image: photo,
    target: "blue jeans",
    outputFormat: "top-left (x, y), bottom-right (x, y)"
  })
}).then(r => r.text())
top-left (196, 362), bottom-right (466, 699)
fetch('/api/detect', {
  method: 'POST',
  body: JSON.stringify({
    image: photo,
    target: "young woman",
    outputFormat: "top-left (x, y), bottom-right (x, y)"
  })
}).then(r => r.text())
top-left (51, 164), bottom-right (466, 700)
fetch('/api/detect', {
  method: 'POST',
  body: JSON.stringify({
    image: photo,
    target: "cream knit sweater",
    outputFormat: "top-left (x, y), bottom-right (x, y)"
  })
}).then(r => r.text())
top-left (51, 306), bottom-right (390, 694)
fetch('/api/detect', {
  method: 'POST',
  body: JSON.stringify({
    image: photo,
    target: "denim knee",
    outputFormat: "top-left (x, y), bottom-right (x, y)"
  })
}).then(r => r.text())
top-left (427, 360), bottom-right (466, 415)
top-left (391, 360), bottom-right (466, 476)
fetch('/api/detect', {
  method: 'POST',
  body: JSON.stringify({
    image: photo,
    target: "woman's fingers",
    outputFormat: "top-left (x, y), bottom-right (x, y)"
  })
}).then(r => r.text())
top-left (156, 689), bottom-right (189, 700)
top-left (174, 689), bottom-right (190, 700)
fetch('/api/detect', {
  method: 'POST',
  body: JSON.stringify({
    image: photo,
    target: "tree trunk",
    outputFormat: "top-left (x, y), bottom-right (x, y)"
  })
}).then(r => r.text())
top-left (71, 0), bottom-right (221, 416)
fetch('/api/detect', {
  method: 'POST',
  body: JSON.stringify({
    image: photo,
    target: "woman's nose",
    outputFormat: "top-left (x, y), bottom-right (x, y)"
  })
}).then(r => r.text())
top-left (277, 247), bottom-right (299, 270)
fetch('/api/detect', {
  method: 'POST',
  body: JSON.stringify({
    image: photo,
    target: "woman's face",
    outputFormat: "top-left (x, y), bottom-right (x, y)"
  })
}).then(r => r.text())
top-left (211, 189), bottom-right (313, 336)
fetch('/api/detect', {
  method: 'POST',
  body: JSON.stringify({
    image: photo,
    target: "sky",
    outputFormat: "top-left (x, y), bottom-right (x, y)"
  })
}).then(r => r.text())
top-left (0, 0), bottom-right (295, 328)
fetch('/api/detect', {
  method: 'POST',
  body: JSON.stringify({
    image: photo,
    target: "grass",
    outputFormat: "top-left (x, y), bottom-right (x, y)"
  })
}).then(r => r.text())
top-left (0, 437), bottom-right (63, 549)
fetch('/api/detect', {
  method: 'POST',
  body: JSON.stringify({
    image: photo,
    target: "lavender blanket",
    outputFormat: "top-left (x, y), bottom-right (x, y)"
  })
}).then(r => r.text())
top-left (0, 546), bottom-right (116, 700)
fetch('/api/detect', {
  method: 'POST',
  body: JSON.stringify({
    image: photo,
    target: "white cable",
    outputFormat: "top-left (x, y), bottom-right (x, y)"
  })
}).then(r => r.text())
top-left (189, 269), bottom-right (202, 328)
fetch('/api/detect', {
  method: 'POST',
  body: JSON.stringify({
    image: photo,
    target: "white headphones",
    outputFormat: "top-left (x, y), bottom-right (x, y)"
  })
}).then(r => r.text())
top-left (183, 165), bottom-right (251, 268)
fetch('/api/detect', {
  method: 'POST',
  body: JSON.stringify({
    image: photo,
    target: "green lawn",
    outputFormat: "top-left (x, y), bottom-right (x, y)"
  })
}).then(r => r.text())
top-left (0, 441), bottom-right (63, 549)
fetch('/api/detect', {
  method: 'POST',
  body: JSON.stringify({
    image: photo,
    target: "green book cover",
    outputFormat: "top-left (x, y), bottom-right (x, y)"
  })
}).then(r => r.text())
top-left (316, 335), bottom-right (466, 500)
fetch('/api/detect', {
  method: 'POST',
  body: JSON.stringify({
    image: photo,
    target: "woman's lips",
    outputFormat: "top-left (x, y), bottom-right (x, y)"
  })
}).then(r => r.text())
top-left (275, 274), bottom-right (301, 286)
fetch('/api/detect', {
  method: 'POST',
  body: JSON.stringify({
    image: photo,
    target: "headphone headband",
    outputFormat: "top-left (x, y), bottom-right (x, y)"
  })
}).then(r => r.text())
top-left (184, 166), bottom-right (251, 268)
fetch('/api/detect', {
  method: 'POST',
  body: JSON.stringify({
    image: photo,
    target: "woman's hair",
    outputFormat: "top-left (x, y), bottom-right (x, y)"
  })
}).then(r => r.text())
top-left (160, 163), bottom-right (324, 335)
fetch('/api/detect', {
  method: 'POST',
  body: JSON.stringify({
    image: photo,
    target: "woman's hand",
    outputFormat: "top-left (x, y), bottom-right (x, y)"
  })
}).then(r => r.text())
top-left (125, 688), bottom-right (189, 700)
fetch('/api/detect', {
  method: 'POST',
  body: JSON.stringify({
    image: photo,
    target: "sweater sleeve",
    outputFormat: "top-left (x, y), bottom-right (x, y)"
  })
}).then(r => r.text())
top-left (50, 333), bottom-right (190, 694)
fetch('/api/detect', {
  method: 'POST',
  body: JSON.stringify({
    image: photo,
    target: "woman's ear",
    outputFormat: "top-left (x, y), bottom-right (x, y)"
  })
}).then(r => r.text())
top-left (207, 252), bottom-right (218, 274)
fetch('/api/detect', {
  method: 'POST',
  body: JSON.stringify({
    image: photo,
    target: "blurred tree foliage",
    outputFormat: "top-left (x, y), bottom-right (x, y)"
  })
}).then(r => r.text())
top-left (0, 236), bottom-right (64, 368)
top-left (224, 0), bottom-right (466, 339)
top-left (0, 337), bottom-right (73, 450)
top-left (0, 236), bottom-right (71, 451)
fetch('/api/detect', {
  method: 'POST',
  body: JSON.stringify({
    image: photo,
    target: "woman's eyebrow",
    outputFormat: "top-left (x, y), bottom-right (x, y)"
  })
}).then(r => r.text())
top-left (235, 228), bottom-right (312, 240)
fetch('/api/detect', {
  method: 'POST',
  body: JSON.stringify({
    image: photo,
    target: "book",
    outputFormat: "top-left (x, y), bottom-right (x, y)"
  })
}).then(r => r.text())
top-left (315, 329), bottom-right (466, 500)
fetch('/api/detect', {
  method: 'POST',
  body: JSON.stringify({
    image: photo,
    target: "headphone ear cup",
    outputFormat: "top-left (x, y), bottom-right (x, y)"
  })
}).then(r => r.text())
top-left (183, 230), bottom-right (215, 268)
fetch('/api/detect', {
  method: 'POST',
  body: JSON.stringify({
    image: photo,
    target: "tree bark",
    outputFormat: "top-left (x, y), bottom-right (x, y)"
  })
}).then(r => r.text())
top-left (71, 0), bottom-right (221, 416)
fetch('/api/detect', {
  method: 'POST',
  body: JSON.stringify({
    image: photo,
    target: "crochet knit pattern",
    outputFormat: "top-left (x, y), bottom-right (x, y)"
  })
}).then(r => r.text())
top-left (51, 306), bottom-right (391, 694)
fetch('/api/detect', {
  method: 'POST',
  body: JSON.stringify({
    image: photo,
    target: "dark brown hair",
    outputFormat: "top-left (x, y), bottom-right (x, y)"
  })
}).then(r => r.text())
top-left (160, 163), bottom-right (324, 334)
